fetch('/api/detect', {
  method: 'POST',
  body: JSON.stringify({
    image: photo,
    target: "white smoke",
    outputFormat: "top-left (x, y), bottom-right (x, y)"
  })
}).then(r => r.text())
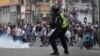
top-left (0, 34), bottom-right (29, 48)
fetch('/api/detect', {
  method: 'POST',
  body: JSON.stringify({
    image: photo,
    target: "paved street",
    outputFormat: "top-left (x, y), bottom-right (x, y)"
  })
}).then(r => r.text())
top-left (0, 46), bottom-right (100, 56)
top-left (0, 35), bottom-right (100, 56)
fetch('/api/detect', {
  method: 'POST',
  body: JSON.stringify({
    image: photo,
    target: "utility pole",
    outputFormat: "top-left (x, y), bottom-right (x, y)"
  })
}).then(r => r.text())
top-left (29, 0), bottom-right (34, 24)
top-left (91, 0), bottom-right (95, 24)
top-left (98, 0), bottom-right (100, 48)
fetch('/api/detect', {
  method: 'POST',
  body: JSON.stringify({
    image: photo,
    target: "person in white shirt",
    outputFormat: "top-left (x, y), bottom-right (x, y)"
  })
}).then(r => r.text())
top-left (32, 26), bottom-right (36, 36)
top-left (20, 29), bottom-right (27, 42)
top-left (6, 26), bottom-right (11, 35)
top-left (15, 26), bottom-right (22, 41)
top-left (39, 25), bottom-right (47, 46)
top-left (65, 28), bottom-right (72, 46)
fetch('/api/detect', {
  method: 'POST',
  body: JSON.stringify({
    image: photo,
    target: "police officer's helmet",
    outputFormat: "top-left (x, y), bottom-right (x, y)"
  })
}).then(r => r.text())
top-left (52, 4), bottom-right (61, 13)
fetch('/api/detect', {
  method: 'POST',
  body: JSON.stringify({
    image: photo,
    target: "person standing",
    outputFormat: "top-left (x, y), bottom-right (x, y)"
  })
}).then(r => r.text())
top-left (49, 4), bottom-right (69, 55)
top-left (84, 17), bottom-right (87, 24)
top-left (6, 25), bottom-right (11, 35)
top-left (15, 26), bottom-right (22, 41)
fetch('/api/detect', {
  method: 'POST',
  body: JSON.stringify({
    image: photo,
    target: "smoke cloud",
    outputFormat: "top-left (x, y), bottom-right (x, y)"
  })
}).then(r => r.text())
top-left (0, 34), bottom-right (29, 48)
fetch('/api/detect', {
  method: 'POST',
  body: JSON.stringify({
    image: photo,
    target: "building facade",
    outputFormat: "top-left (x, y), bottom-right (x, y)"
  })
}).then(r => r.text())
top-left (35, 0), bottom-right (51, 20)
top-left (20, 0), bottom-right (33, 24)
top-left (0, 0), bottom-right (20, 24)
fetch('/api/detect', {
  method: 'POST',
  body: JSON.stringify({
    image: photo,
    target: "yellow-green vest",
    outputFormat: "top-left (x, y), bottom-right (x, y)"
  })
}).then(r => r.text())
top-left (55, 13), bottom-right (67, 28)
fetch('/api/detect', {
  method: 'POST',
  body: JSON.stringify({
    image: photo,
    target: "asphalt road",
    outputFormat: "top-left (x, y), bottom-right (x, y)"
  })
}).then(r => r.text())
top-left (0, 45), bottom-right (100, 56)
top-left (0, 35), bottom-right (100, 56)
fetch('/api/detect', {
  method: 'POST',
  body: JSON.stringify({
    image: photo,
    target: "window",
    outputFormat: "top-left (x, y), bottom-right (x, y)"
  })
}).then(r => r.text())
top-left (5, 6), bottom-right (9, 13)
top-left (3, 7), bottom-right (6, 14)
top-left (26, 0), bottom-right (30, 7)
top-left (26, 13), bottom-right (28, 20)
top-left (2, 6), bottom-right (9, 14)
top-left (37, 0), bottom-right (42, 2)
top-left (26, 0), bottom-right (28, 7)
top-left (20, 0), bottom-right (24, 5)
top-left (0, 8), bottom-right (3, 14)
top-left (0, 9), bottom-right (1, 15)
top-left (2, 7), bottom-right (4, 14)
top-left (46, 13), bottom-right (50, 17)
top-left (0, 8), bottom-right (1, 12)
top-left (46, 0), bottom-right (50, 2)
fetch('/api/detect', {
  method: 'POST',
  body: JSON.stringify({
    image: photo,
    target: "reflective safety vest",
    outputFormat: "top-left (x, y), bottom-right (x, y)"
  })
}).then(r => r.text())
top-left (55, 13), bottom-right (67, 28)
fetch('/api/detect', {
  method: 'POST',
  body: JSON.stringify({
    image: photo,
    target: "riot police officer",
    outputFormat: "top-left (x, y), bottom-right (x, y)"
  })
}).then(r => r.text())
top-left (49, 4), bottom-right (69, 55)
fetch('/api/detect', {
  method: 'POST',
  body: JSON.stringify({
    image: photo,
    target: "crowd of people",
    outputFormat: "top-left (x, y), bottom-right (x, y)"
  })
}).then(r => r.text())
top-left (0, 7), bottom-right (99, 49)
top-left (0, 22), bottom-right (50, 46)
top-left (64, 7), bottom-right (99, 49)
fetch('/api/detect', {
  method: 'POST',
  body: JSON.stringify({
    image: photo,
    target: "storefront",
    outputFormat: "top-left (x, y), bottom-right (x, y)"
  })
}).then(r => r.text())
top-left (36, 4), bottom-right (51, 19)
